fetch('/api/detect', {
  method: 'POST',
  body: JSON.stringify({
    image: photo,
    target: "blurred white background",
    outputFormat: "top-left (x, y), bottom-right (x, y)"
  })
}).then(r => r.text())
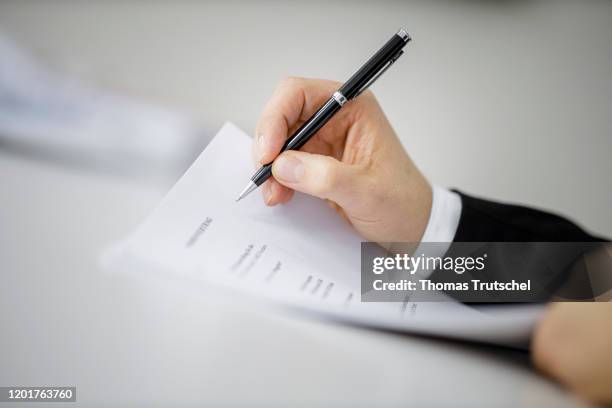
top-left (1, 0), bottom-right (610, 235)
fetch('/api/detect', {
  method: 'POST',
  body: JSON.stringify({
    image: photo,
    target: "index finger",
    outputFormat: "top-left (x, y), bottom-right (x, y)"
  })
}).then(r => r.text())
top-left (253, 77), bottom-right (341, 166)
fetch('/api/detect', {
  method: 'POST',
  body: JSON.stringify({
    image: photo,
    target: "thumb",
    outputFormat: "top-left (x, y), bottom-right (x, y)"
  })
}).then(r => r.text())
top-left (271, 151), bottom-right (367, 206)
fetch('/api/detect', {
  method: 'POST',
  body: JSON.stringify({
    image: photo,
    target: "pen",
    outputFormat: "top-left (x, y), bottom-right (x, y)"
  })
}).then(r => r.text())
top-left (236, 28), bottom-right (411, 202)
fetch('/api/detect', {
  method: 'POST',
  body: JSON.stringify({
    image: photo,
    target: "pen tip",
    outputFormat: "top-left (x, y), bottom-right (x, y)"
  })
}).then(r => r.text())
top-left (236, 181), bottom-right (257, 202)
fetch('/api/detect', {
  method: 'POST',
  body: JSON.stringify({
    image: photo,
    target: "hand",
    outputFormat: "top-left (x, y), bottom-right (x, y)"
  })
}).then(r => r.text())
top-left (533, 303), bottom-right (612, 405)
top-left (253, 77), bottom-right (432, 243)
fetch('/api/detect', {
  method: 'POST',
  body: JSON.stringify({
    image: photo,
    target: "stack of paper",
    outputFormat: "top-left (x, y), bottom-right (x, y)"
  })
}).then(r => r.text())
top-left (105, 122), bottom-right (543, 348)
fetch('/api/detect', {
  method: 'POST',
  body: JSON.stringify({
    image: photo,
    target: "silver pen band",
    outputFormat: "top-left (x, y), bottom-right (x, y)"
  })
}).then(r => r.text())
top-left (332, 91), bottom-right (348, 106)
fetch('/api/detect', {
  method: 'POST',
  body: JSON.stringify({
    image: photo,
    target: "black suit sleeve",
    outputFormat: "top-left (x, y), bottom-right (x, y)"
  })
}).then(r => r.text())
top-left (451, 190), bottom-right (603, 242)
top-left (426, 191), bottom-right (608, 302)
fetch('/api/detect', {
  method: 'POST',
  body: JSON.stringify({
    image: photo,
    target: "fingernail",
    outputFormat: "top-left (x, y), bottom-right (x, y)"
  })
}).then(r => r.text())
top-left (257, 133), bottom-right (267, 163)
top-left (274, 155), bottom-right (304, 184)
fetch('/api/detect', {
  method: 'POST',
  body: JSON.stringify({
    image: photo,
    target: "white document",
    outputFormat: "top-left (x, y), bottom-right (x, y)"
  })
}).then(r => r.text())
top-left (106, 122), bottom-right (543, 348)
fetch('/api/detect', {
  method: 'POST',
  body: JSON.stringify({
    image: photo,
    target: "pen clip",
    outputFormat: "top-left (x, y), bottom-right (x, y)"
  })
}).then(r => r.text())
top-left (354, 50), bottom-right (404, 98)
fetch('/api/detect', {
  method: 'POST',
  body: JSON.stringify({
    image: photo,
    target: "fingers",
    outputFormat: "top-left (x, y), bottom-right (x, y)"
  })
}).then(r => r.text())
top-left (271, 150), bottom-right (368, 208)
top-left (531, 304), bottom-right (612, 405)
top-left (254, 77), bottom-right (340, 165)
top-left (261, 178), bottom-right (294, 206)
top-left (253, 77), bottom-right (342, 207)
top-left (254, 113), bottom-right (290, 166)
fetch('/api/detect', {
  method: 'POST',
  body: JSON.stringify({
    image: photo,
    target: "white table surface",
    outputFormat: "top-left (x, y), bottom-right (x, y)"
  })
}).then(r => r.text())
top-left (1, 1), bottom-right (609, 406)
top-left (0, 150), bottom-right (589, 407)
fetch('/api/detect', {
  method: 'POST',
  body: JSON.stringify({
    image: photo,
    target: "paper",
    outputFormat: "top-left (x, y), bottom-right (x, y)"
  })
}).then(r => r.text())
top-left (106, 122), bottom-right (543, 348)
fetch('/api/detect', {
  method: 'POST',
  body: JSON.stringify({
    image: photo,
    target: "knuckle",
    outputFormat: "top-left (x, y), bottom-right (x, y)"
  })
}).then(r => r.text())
top-left (280, 76), bottom-right (303, 89)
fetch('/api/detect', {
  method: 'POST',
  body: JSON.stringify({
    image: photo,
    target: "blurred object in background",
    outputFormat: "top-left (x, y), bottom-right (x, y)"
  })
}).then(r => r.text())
top-left (0, 31), bottom-right (208, 183)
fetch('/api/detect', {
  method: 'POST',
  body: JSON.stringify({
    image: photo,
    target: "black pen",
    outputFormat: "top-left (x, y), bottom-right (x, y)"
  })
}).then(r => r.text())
top-left (236, 28), bottom-right (411, 201)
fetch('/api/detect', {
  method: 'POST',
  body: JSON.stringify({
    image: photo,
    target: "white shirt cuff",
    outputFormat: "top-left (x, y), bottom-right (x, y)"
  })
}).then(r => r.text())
top-left (413, 186), bottom-right (462, 278)
top-left (420, 185), bottom-right (462, 244)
